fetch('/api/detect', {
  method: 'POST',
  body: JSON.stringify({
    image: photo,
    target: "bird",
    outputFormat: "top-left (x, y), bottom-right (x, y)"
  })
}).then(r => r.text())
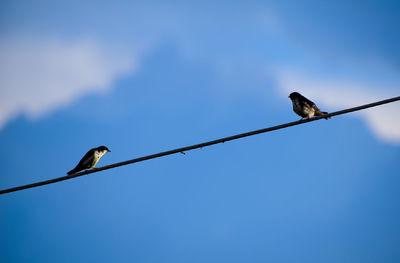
top-left (67, 146), bottom-right (111, 175)
top-left (288, 92), bottom-right (330, 120)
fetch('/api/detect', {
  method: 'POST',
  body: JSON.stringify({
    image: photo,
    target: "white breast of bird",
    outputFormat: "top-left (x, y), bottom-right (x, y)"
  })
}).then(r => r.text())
top-left (92, 150), bottom-right (106, 168)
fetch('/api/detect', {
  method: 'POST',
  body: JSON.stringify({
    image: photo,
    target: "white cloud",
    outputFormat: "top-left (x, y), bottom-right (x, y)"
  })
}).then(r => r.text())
top-left (275, 70), bottom-right (400, 144)
top-left (0, 37), bottom-right (137, 128)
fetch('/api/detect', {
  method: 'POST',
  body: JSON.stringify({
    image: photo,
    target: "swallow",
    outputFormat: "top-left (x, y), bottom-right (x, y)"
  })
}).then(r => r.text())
top-left (67, 146), bottom-right (111, 175)
top-left (288, 92), bottom-right (330, 120)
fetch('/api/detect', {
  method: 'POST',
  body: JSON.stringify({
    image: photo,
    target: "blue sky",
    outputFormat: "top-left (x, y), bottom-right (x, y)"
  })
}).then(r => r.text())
top-left (1, 1), bottom-right (400, 262)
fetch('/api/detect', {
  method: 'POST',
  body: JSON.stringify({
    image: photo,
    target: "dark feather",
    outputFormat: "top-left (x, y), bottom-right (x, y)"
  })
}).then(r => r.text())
top-left (67, 148), bottom-right (96, 175)
top-left (298, 93), bottom-right (316, 108)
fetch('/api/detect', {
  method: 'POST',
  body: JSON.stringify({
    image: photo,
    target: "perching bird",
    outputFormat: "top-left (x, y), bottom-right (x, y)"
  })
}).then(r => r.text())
top-left (288, 92), bottom-right (330, 120)
top-left (67, 146), bottom-right (111, 175)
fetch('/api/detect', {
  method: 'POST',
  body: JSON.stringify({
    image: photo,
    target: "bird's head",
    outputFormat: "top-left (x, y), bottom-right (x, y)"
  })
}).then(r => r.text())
top-left (97, 145), bottom-right (111, 153)
top-left (288, 92), bottom-right (301, 101)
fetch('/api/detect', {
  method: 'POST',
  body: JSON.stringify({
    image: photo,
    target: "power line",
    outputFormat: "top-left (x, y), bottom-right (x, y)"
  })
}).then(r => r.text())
top-left (1, 96), bottom-right (399, 195)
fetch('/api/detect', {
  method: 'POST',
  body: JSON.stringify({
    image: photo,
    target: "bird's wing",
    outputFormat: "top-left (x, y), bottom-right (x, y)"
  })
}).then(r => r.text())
top-left (312, 104), bottom-right (322, 112)
top-left (312, 104), bottom-right (329, 117)
top-left (76, 149), bottom-right (95, 169)
top-left (301, 95), bottom-right (316, 108)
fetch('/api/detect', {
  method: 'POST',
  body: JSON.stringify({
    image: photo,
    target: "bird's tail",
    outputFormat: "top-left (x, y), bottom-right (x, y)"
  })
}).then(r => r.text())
top-left (315, 110), bottom-right (331, 120)
top-left (67, 167), bottom-right (79, 175)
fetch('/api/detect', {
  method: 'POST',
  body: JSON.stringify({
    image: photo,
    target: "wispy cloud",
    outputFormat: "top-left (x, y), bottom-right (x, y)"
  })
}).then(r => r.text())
top-left (275, 70), bottom-right (400, 144)
top-left (0, 37), bottom-right (137, 128)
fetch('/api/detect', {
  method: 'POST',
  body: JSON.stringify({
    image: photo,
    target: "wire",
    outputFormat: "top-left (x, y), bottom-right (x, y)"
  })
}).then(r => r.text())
top-left (1, 96), bottom-right (399, 195)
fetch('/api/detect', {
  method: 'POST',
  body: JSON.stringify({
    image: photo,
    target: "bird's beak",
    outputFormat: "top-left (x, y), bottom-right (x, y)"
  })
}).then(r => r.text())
top-left (108, 149), bottom-right (111, 152)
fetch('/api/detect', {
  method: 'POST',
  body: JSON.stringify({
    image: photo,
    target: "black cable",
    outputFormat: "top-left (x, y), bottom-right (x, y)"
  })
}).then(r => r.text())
top-left (1, 96), bottom-right (399, 195)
